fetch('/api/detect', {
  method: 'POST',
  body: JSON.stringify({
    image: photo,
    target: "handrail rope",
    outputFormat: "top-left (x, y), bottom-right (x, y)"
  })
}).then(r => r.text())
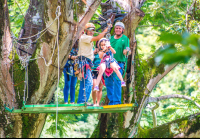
top-left (12, 5), bottom-right (61, 70)
top-left (55, 5), bottom-right (61, 138)
top-left (26, 60), bottom-right (29, 101)
top-left (11, 38), bottom-right (15, 107)
top-left (23, 65), bottom-right (27, 103)
top-left (14, 16), bottom-right (59, 40)
top-left (40, 36), bottom-right (57, 67)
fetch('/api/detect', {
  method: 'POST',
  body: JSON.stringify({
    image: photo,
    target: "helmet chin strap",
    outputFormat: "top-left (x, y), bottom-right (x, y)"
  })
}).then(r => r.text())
top-left (115, 30), bottom-right (124, 37)
top-left (116, 33), bottom-right (123, 37)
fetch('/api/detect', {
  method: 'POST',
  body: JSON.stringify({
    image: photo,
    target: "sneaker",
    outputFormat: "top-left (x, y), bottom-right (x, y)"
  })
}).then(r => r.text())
top-left (93, 104), bottom-right (97, 106)
top-left (93, 85), bottom-right (99, 91)
top-left (121, 81), bottom-right (126, 87)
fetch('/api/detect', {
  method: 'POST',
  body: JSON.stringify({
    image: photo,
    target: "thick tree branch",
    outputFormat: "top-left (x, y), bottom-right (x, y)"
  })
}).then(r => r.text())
top-left (148, 94), bottom-right (200, 109)
top-left (72, 0), bottom-right (101, 46)
top-left (146, 64), bottom-right (178, 93)
top-left (147, 102), bottom-right (159, 128)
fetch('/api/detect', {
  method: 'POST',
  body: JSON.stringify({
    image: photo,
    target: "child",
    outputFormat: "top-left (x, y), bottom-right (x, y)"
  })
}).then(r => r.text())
top-left (93, 38), bottom-right (126, 91)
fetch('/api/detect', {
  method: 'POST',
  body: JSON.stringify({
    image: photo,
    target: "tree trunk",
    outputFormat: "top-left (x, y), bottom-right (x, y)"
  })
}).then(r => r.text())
top-left (0, 0), bottom-right (101, 137)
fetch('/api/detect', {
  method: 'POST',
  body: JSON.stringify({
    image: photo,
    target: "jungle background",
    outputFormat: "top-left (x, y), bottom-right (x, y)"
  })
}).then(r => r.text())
top-left (2, 0), bottom-right (200, 138)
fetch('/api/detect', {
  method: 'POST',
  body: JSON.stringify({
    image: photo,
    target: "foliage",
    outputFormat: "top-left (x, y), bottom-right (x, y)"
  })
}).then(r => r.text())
top-left (155, 32), bottom-right (200, 66)
top-left (140, 0), bottom-right (199, 33)
top-left (7, 0), bottom-right (29, 37)
top-left (137, 0), bottom-right (200, 130)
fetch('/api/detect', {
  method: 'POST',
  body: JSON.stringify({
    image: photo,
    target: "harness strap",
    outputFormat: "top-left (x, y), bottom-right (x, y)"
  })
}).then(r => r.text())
top-left (82, 64), bottom-right (91, 79)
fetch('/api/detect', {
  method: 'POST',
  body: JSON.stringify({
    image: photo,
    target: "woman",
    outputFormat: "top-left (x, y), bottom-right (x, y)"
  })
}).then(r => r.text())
top-left (63, 41), bottom-right (78, 104)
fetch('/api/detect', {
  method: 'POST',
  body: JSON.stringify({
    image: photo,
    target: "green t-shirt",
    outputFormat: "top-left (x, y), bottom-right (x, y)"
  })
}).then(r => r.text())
top-left (110, 35), bottom-right (130, 62)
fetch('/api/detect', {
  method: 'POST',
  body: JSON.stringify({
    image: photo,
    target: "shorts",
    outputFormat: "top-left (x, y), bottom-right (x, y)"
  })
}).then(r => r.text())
top-left (92, 70), bottom-right (99, 79)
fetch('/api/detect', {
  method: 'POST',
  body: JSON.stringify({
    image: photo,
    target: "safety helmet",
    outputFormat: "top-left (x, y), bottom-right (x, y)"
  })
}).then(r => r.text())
top-left (114, 22), bottom-right (125, 29)
top-left (98, 38), bottom-right (108, 50)
top-left (85, 23), bottom-right (95, 31)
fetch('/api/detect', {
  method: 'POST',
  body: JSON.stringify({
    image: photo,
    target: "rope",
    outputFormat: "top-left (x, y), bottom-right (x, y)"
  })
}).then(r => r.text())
top-left (40, 37), bottom-right (57, 67)
top-left (12, 5), bottom-right (61, 69)
top-left (14, 15), bottom-right (59, 41)
top-left (55, 5), bottom-right (61, 138)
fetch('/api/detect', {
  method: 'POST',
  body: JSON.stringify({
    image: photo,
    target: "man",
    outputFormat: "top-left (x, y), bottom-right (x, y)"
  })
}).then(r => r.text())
top-left (105, 21), bottom-right (131, 105)
top-left (77, 23), bottom-right (110, 104)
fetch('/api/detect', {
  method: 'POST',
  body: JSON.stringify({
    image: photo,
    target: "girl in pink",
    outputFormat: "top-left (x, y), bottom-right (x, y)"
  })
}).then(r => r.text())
top-left (93, 38), bottom-right (126, 91)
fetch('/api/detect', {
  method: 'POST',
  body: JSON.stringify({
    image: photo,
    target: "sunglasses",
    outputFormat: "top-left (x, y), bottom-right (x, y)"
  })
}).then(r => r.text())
top-left (87, 27), bottom-right (95, 31)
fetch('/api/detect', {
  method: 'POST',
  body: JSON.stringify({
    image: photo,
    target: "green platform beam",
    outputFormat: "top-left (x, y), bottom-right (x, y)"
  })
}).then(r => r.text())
top-left (5, 104), bottom-right (136, 114)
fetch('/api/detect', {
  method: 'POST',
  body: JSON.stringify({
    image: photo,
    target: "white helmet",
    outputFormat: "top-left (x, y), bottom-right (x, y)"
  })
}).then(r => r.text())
top-left (98, 38), bottom-right (109, 50)
top-left (114, 22), bottom-right (125, 29)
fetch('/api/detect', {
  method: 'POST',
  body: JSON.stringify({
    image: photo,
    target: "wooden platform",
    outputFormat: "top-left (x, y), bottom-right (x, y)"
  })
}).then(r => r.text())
top-left (5, 103), bottom-right (135, 114)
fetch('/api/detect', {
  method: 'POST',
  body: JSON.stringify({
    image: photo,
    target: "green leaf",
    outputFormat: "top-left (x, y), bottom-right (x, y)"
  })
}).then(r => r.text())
top-left (159, 32), bottom-right (182, 44)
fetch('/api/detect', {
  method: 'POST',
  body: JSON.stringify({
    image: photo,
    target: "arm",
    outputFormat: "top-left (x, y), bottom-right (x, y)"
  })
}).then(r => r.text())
top-left (123, 37), bottom-right (131, 55)
top-left (91, 27), bottom-right (110, 42)
top-left (106, 41), bottom-right (116, 54)
top-left (68, 55), bottom-right (77, 60)
top-left (99, 51), bottom-right (104, 59)
top-left (99, 47), bottom-right (108, 59)
top-left (108, 46), bottom-right (116, 54)
top-left (123, 48), bottom-right (131, 56)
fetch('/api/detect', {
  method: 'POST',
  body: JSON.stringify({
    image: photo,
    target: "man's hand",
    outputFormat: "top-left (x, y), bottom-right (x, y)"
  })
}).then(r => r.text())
top-left (123, 47), bottom-right (131, 56)
top-left (94, 48), bottom-right (99, 54)
top-left (71, 56), bottom-right (78, 60)
top-left (108, 23), bottom-right (113, 28)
